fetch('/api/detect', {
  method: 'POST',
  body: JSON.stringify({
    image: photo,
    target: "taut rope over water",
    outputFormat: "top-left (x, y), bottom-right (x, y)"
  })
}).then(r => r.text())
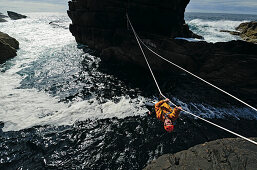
top-left (126, 13), bottom-right (257, 146)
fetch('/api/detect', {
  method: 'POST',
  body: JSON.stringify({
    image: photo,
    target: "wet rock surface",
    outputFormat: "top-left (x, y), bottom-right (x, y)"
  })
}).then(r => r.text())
top-left (144, 137), bottom-right (257, 170)
top-left (0, 31), bottom-right (19, 64)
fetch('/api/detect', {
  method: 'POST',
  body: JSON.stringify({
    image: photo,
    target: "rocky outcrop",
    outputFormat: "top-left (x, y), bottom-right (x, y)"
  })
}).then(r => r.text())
top-left (221, 22), bottom-right (257, 43)
top-left (7, 11), bottom-right (27, 20)
top-left (0, 12), bottom-right (8, 22)
top-left (0, 32), bottom-right (19, 64)
top-left (0, 32), bottom-right (19, 49)
top-left (0, 12), bottom-right (8, 18)
top-left (67, 0), bottom-right (257, 97)
top-left (236, 21), bottom-right (257, 43)
top-left (68, 0), bottom-right (201, 44)
top-left (0, 18), bottom-right (7, 22)
top-left (144, 137), bottom-right (257, 170)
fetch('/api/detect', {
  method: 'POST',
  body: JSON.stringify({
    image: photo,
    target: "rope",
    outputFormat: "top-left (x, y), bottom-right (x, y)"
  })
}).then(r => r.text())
top-left (126, 13), bottom-right (257, 146)
top-left (183, 109), bottom-right (257, 145)
top-left (125, 13), bottom-right (164, 97)
top-left (137, 33), bottom-right (257, 113)
top-left (125, 13), bottom-right (177, 106)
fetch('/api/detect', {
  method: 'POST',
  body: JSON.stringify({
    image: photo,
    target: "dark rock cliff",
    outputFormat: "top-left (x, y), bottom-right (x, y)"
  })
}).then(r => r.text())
top-left (67, 0), bottom-right (257, 101)
top-left (68, 0), bottom-right (200, 44)
top-left (144, 137), bottom-right (257, 170)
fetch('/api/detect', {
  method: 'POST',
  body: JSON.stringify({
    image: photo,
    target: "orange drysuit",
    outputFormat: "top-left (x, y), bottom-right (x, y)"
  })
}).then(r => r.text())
top-left (155, 100), bottom-right (181, 122)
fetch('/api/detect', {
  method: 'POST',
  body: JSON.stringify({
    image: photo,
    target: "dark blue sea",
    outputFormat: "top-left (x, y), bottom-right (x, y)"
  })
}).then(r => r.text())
top-left (0, 12), bottom-right (256, 169)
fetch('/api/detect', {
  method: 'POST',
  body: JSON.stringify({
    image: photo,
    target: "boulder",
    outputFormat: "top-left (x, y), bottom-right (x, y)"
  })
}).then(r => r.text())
top-left (0, 31), bottom-right (19, 49)
top-left (7, 11), bottom-right (27, 20)
top-left (144, 137), bottom-right (257, 170)
top-left (0, 40), bottom-right (17, 64)
top-left (0, 32), bottom-right (19, 64)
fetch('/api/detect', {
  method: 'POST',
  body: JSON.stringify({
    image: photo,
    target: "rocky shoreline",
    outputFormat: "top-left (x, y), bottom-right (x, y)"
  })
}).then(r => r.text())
top-left (236, 21), bottom-right (257, 43)
top-left (144, 137), bottom-right (257, 170)
top-left (221, 21), bottom-right (257, 43)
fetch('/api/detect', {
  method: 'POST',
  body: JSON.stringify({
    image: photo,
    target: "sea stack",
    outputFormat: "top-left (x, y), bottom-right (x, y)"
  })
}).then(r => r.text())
top-left (68, 0), bottom-right (200, 46)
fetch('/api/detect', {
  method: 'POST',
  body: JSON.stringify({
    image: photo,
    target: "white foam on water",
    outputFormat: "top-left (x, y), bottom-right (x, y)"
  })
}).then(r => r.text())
top-left (187, 19), bottom-right (249, 43)
top-left (0, 63), bottom-right (146, 132)
top-left (174, 37), bottom-right (203, 42)
top-left (0, 13), bottom-right (148, 132)
top-left (0, 71), bottom-right (146, 132)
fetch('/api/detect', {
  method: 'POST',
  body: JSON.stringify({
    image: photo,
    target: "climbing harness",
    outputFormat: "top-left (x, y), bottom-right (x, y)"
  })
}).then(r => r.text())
top-left (126, 13), bottom-right (257, 145)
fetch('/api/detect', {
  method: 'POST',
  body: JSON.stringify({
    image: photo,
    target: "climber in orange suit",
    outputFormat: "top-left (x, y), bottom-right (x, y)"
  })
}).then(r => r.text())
top-left (147, 98), bottom-right (182, 132)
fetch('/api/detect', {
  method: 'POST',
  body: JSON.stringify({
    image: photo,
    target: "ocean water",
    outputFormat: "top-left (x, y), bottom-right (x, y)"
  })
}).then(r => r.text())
top-left (0, 12), bottom-right (256, 169)
top-left (0, 13), bottom-right (147, 132)
top-left (185, 12), bottom-right (257, 42)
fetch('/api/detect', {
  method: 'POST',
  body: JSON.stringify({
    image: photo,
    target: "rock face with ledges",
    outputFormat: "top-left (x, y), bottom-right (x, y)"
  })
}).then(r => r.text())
top-left (144, 137), bottom-right (257, 170)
